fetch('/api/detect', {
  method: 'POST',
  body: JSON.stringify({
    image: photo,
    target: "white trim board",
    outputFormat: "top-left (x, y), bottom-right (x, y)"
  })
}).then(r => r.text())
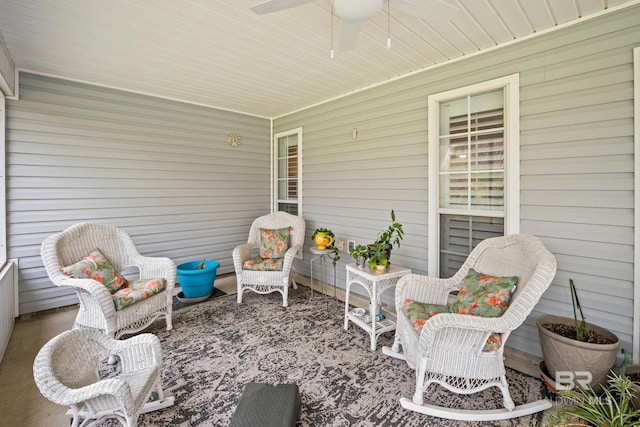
top-left (633, 46), bottom-right (640, 365)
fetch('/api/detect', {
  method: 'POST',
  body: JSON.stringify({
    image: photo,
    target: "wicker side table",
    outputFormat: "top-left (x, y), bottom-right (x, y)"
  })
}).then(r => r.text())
top-left (344, 263), bottom-right (411, 351)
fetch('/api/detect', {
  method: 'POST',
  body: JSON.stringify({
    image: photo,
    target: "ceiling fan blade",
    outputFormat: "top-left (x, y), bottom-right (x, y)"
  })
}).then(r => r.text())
top-left (340, 20), bottom-right (362, 51)
top-left (251, 0), bottom-right (317, 15)
top-left (392, 0), bottom-right (459, 22)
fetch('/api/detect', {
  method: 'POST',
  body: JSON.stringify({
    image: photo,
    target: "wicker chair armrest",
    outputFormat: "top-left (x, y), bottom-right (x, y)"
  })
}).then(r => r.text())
top-left (104, 332), bottom-right (160, 350)
top-left (418, 312), bottom-right (511, 354)
top-left (281, 244), bottom-right (302, 271)
top-left (55, 378), bottom-right (133, 410)
top-left (232, 243), bottom-right (254, 271)
top-left (106, 333), bottom-right (163, 370)
top-left (54, 276), bottom-right (117, 317)
top-left (395, 274), bottom-right (458, 312)
top-left (233, 243), bottom-right (255, 273)
top-left (423, 312), bottom-right (510, 333)
top-left (134, 256), bottom-right (176, 291)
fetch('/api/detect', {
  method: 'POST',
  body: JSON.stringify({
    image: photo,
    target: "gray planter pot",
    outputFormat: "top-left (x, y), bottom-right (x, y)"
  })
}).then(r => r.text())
top-left (537, 314), bottom-right (619, 392)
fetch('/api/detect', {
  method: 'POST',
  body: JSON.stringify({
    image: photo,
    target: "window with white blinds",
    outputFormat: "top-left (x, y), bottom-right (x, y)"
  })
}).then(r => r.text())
top-left (440, 100), bottom-right (504, 212)
top-left (428, 75), bottom-right (520, 277)
top-left (274, 127), bottom-right (302, 216)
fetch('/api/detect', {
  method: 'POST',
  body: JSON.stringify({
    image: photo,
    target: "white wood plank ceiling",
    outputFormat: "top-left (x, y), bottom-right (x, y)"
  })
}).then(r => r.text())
top-left (0, 0), bottom-right (637, 118)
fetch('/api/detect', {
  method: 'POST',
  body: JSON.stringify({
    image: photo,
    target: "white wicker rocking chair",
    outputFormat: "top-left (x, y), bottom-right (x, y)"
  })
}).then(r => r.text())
top-left (233, 211), bottom-right (305, 307)
top-left (33, 328), bottom-right (174, 427)
top-left (383, 234), bottom-right (557, 421)
top-left (41, 223), bottom-right (176, 339)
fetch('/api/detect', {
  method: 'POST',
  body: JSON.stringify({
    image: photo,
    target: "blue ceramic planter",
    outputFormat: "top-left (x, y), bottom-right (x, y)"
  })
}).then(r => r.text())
top-left (177, 259), bottom-right (220, 299)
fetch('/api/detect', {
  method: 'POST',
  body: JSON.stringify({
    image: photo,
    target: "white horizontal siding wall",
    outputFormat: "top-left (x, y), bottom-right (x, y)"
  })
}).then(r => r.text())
top-left (277, 6), bottom-right (640, 358)
top-left (7, 73), bottom-right (271, 314)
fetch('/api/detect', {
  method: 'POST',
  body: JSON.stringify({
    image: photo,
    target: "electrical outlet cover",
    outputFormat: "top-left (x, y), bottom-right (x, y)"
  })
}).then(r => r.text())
top-left (347, 240), bottom-right (356, 252)
top-left (337, 240), bottom-right (345, 251)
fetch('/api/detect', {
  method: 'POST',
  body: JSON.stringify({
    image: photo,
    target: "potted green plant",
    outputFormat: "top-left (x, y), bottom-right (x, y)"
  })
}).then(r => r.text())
top-left (545, 371), bottom-right (640, 426)
top-left (311, 227), bottom-right (340, 266)
top-left (537, 279), bottom-right (620, 392)
top-left (311, 228), bottom-right (334, 249)
top-left (368, 242), bottom-right (390, 272)
top-left (349, 244), bottom-right (369, 269)
top-left (375, 210), bottom-right (404, 250)
top-left (369, 210), bottom-right (404, 265)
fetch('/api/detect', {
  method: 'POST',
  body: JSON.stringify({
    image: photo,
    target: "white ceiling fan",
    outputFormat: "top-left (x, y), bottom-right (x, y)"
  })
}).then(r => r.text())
top-left (251, 0), bottom-right (459, 51)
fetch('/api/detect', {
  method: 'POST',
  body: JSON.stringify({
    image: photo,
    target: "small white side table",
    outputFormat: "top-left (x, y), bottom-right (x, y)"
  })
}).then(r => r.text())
top-left (344, 263), bottom-right (411, 351)
top-left (309, 246), bottom-right (337, 299)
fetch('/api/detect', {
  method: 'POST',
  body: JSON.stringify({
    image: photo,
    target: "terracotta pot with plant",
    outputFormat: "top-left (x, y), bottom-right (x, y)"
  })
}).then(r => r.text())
top-left (537, 279), bottom-right (620, 393)
top-left (367, 242), bottom-right (390, 272)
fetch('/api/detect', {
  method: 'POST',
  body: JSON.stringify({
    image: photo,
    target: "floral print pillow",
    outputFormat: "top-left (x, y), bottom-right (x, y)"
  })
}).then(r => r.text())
top-left (60, 247), bottom-right (128, 294)
top-left (449, 268), bottom-right (518, 317)
top-left (259, 227), bottom-right (291, 259)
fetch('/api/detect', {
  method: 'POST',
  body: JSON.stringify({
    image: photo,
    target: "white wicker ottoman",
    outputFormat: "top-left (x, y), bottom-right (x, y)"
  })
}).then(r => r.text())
top-left (230, 383), bottom-right (301, 427)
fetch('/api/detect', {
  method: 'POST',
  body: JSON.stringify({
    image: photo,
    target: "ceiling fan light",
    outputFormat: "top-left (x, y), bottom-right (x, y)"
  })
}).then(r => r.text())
top-left (333, 0), bottom-right (384, 21)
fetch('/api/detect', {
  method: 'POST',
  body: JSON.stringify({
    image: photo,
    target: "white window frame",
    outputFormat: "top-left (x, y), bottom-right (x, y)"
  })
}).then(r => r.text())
top-left (428, 74), bottom-right (520, 276)
top-left (0, 91), bottom-right (6, 268)
top-left (272, 126), bottom-right (303, 216)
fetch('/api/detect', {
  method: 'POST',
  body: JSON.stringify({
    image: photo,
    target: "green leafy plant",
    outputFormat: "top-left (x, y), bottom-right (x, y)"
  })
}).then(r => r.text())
top-left (311, 227), bottom-right (334, 241)
top-left (349, 244), bottom-right (369, 260)
top-left (570, 278), bottom-right (594, 342)
top-left (330, 248), bottom-right (340, 267)
top-left (375, 210), bottom-right (404, 250)
top-left (547, 371), bottom-right (640, 427)
top-left (368, 242), bottom-right (390, 270)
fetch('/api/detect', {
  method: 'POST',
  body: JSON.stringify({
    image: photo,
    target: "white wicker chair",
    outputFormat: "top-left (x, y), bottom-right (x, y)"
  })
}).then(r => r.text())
top-left (33, 328), bottom-right (174, 427)
top-left (233, 211), bottom-right (305, 307)
top-left (383, 234), bottom-right (557, 421)
top-left (41, 223), bottom-right (176, 339)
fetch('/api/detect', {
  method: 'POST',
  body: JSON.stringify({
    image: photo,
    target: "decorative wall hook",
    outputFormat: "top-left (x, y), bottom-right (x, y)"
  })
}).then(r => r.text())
top-left (227, 133), bottom-right (241, 147)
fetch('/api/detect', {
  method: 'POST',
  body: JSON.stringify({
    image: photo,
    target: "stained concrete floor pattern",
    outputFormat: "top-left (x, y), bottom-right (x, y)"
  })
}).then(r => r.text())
top-left (0, 276), bottom-right (237, 427)
top-left (0, 274), bottom-right (559, 426)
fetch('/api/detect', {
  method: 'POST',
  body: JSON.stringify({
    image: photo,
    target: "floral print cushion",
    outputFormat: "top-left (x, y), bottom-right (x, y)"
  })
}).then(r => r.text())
top-left (60, 247), bottom-right (128, 294)
top-left (403, 298), bottom-right (504, 352)
top-left (242, 257), bottom-right (284, 271)
top-left (259, 227), bottom-right (291, 259)
top-left (111, 278), bottom-right (166, 311)
top-left (403, 299), bottom-right (449, 333)
top-left (449, 268), bottom-right (518, 317)
top-left (483, 333), bottom-right (503, 352)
